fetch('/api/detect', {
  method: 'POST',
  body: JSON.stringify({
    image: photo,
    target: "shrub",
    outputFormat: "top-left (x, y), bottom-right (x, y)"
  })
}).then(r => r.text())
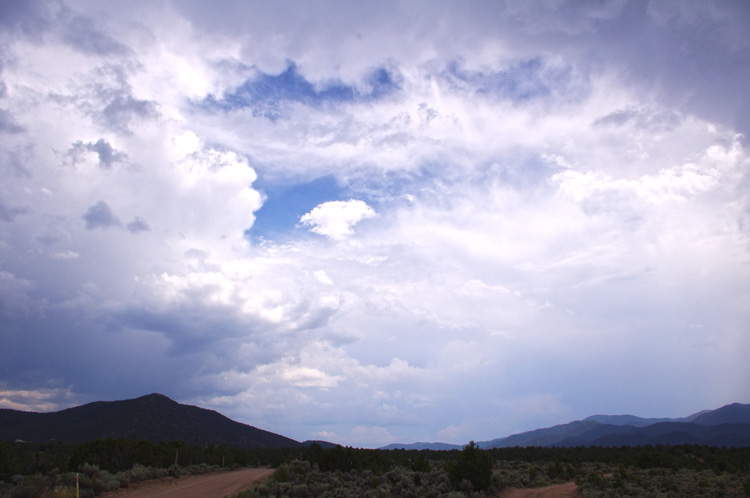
top-left (446, 442), bottom-right (493, 492)
top-left (273, 465), bottom-right (290, 483)
top-left (234, 490), bottom-right (260, 498)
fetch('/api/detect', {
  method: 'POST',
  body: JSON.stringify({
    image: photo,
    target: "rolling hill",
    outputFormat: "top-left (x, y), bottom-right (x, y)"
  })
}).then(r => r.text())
top-left (0, 393), bottom-right (300, 448)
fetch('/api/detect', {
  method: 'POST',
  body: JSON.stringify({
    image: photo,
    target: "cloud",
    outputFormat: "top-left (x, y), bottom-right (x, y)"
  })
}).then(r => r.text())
top-left (126, 216), bottom-right (150, 233)
top-left (58, 10), bottom-right (130, 56)
top-left (78, 200), bottom-right (148, 234)
top-left (443, 57), bottom-right (589, 105)
top-left (51, 250), bottom-right (80, 260)
top-left (313, 270), bottom-right (333, 285)
top-left (0, 386), bottom-right (77, 412)
top-left (0, 271), bottom-right (35, 314)
top-left (68, 138), bottom-right (127, 169)
top-left (0, 109), bottom-right (25, 134)
top-left (300, 199), bottom-right (376, 240)
top-left (0, 0), bottom-right (748, 448)
top-left (0, 0), bottom-right (51, 39)
top-left (280, 365), bottom-right (341, 389)
top-left (593, 106), bottom-right (682, 132)
top-left (0, 200), bottom-right (28, 222)
top-left (59, 64), bottom-right (159, 135)
top-left (207, 63), bottom-right (400, 120)
top-left (82, 200), bottom-right (121, 230)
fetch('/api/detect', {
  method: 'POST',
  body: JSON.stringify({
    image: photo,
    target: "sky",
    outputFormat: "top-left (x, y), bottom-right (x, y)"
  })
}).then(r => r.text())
top-left (0, 0), bottom-right (749, 449)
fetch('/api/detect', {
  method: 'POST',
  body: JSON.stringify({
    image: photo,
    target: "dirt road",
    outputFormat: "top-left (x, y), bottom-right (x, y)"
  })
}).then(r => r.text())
top-left (100, 467), bottom-right (273, 498)
top-left (496, 481), bottom-right (580, 498)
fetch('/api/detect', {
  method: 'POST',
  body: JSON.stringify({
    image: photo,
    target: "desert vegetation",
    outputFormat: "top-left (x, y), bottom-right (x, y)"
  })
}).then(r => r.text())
top-left (0, 461), bottom-right (224, 498)
top-left (233, 443), bottom-right (750, 498)
top-left (2, 439), bottom-right (750, 497)
top-left (0, 439), bottom-right (282, 498)
top-left (576, 465), bottom-right (750, 497)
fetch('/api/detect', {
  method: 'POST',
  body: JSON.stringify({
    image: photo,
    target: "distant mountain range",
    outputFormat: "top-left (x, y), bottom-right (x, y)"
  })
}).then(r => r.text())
top-left (0, 393), bottom-right (300, 448)
top-left (477, 403), bottom-right (750, 448)
top-left (380, 442), bottom-right (463, 451)
top-left (382, 403), bottom-right (750, 450)
top-left (4, 394), bottom-right (748, 450)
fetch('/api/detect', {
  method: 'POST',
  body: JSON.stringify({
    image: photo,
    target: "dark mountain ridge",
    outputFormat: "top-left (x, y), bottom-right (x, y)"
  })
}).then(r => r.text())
top-left (477, 402), bottom-right (750, 449)
top-left (0, 393), bottom-right (300, 448)
top-left (691, 403), bottom-right (750, 425)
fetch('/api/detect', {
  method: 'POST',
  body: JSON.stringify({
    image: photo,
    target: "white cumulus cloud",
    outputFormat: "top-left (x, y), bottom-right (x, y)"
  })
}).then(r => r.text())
top-left (300, 199), bottom-right (376, 240)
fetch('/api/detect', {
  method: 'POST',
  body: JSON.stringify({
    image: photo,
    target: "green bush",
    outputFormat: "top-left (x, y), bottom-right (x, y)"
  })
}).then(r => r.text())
top-left (445, 442), bottom-right (493, 492)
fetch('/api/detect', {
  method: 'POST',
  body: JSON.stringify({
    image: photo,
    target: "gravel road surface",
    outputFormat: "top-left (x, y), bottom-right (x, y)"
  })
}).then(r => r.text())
top-left (100, 467), bottom-right (274, 498)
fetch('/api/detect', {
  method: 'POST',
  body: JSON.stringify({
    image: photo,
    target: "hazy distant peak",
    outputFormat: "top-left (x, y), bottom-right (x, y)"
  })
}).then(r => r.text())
top-left (582, 414), bottom-right (678, 427)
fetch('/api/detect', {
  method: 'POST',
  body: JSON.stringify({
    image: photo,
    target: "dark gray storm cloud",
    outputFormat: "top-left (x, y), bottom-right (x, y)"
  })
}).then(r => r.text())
top-left (0, 304), bottom-right (203, 404)
top-left (82, 200), bottom-right (121, 230)
top-left (577, 1), bottom-right (750, 139)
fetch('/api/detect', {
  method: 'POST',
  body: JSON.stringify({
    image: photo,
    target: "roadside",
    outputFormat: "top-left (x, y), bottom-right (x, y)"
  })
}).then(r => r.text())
top-left (100, 467), bottom-right (273, 498)
top-left (496, 481), bottom-right (580, 498)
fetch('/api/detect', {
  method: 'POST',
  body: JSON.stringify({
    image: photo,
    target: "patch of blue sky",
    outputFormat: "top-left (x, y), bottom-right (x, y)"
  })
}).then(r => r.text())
top-left (204, 62), bottom-right (399, 119)
top-left (248, 174), bottom-right (350, 242)
top-left (247, 151), bottom-right (557, 243)
top-left (443, 58), bottom-right (576, 103)
top-left (250, 166), bottom-right (434, 242)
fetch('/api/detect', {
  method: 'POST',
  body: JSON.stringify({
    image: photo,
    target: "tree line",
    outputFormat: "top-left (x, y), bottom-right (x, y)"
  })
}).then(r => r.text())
top-left (2, 438), bottom-right (749, 487)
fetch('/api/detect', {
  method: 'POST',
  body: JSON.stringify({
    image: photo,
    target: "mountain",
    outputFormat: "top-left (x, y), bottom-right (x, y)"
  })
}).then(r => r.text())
top-left (380, 442), bottom-right (463, 451)
top-left (0, 393), bottom-right (300, 448)
top-left (478, 403), bottom-right (750, 449)
top-left (583, 415), bottom-right (679, 427)
top-left (477, 420), bottom-right (603, 449)
top-left (577, 422), bottom-right (750, 447)
top-left (5, 395), bottom-right (745, 450)
top-left (582, 409), bottom-right (710, 427)
top-left (691, 403), bottom-right (750, 425)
